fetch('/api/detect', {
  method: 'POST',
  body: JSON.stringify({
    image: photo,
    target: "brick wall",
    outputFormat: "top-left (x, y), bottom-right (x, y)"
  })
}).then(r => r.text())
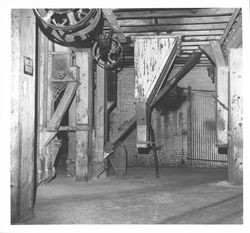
top-left (110, 65), bottom-right (215, 167)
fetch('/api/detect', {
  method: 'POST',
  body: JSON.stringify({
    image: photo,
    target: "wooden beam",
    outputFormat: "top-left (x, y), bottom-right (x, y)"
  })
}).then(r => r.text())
top-left (114, 8), bottom-right (235, 19)
top-left (47, 81), bottom-right (79, 129)
top-left (226, 14), bottom-right (242, 49)
top-left (158, 16), bottom-right (231, 25)
top-left (37, 29), bottom-right (50, 184)
top-left (102, 9), bottom-right (126, 42)
top-left (124, 55), bottom-right (210, 61)
top-left (68, 64), bottom-right (77, 175)
top-left (75, 50), bottom-right (94, 181)
top-left (228, 48), bottom-right (242, 184)
top-left (11, 9), bottom-right (36, 223)
top-left (119, 16), bottom-right (231, 26)
top-left (125, 30), bottom-right (225, 39)
top-left (180, 46), bottom-right (200, 51)
top-left (44, 125), bottom-right (90, 132)
top-left (182, 35), bottom-right (221, 42)
top-left (90, 65), bottom-right (107, 178)
top-left (199, 44), bottom-right (216, 64)
top-left (120, 23), bottom-right (227, 33)
top-left (210, 41), bottom-right (228, 146)
top-left (220, 8), bottom-right (241, 44)
top-left (181, 41), bottom-right (210, 46)
top-left (123, 41), bottom-right (209, 49)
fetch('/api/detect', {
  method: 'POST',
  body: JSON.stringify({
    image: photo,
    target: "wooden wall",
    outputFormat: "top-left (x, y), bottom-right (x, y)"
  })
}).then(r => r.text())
top-left (11, 9), bottom-right (36, 223)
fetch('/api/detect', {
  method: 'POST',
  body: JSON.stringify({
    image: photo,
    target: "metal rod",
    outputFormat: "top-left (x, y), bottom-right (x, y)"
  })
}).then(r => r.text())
top-left (186, 157), bottom-right (227, 163)
top-left (212, 95), bottom-right (229, 111)
top-left (150, 124), bottom-right (159, 178)
top-left (105, 52), bottom-right (202, 152)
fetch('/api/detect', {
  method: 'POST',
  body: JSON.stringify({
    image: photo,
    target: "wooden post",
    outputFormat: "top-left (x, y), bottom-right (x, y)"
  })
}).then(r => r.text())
top-left (228, 48), bottom-right (243, 184)
top-left (75, 50), bottom-right (93, 180)
top-left (11, 9), bottom-right (36, 223)
top-left (210, 41), bottom-right (229, 147)
top-left (90, 65), bottom-right (107, 178)
top-left (37, 29), bottom-right (51, 183)
top-left (42, 40), bottom-right (54, 182)
top-left (68, 87), bottom-right (76, 167)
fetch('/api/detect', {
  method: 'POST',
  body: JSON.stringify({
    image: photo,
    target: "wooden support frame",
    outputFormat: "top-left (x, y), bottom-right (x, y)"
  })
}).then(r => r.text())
top-left (219, 8), bottom-right (241, 45)
top-left (47, 81), bottom-right (79, 129)
top-left (228, 48), bottom-right (243, 184)
top-left (37, 44), bottom-right (83, 184)
top-left (199, 44), bottom-right (216, 64)
top-left (37, 43), bottom-right (94, 182)
top-left (200, 41), bottom-right (228, 147)
top-left (68, 82), bottom-right (77, 167)
top-left (91, 65), bottom-right (108, 178)
top-left (226, 14), bottom-right (242, 49)
top-left (210, 41), bottom-right (229, 146)
top-left (74, 49), bottom-right (94, 181)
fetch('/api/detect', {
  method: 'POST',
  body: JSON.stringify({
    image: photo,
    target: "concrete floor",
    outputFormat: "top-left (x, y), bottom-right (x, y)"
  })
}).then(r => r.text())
top-left (25, 167), bottom-right (243, 224)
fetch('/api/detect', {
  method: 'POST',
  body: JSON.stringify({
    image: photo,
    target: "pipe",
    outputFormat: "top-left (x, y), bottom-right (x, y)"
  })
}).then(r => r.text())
top-left (151, 52), bottom-right (202, 106)
top-left (105, 52), bottom-right (202, 153)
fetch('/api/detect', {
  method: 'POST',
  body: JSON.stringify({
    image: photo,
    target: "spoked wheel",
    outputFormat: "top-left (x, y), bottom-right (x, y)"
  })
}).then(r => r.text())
top-left (92, 37), bottom-right (123, 69)
top-left (34, 8), bottom-right (101, 46)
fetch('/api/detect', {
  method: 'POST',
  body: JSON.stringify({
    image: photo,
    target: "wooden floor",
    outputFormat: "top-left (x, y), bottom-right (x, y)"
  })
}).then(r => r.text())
top-left (24, 167), bottom-right (243, 224)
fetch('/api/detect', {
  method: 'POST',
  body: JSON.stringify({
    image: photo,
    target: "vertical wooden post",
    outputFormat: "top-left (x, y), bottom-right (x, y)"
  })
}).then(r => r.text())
top-left (68, 97), bottom-right (76, 163)
top-left (68, 61), bottom-right (77, 169)
top-left (91, 65), bottom-right (107, 178)
top-left (228, 48), bottom-right (243, 184)
top-left (210, 41), bottom-right (229, 147)
top-left (11, 9), bottom-right (36, 223)
top-left (37, 28), bottom-right (51, 184)
top-left (75, 50), bottom-right (93, 180)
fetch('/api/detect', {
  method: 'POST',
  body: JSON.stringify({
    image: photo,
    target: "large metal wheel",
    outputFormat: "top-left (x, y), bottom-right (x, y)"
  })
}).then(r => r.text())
top-left (34, 8), bottom-right (101, 47)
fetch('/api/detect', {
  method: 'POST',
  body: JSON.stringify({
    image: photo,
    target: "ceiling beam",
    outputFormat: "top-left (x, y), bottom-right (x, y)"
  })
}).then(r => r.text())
top-left (114, 8), bottom-right (235, 19)
top-left (119, 23), bottom-right (227, 33)
top-left (219, 8), bottom-right (241, 44)
top-left (118, 16), bottom-right (231, 26)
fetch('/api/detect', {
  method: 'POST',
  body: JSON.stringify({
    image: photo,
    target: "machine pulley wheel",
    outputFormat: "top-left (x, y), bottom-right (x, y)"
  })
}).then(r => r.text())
top-left (34, 9), bottom-right (97, 31)
top-left (92, 36), bottom-right (123, 69)
top-left (34, 8), bottom-right (102, 47)
top-left (109, 142), bottom-right (128, 176)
